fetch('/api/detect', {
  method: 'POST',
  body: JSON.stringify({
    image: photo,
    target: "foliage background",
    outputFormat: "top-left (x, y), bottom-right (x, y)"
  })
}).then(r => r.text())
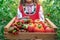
top-left (0, 0), bottom-right (60, 40)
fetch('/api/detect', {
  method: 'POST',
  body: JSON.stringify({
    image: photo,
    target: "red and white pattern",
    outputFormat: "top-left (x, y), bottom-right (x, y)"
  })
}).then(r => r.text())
top-left (17, 4), bottom-right (44, 22)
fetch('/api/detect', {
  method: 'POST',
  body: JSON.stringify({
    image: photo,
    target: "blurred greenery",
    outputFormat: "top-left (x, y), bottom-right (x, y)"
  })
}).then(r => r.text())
top-left (0, 0), bottom-right (19, 40)
top-left (0, 0), bottom-right (60, 40)
top-left (41, 0), bottom-right (60, 40)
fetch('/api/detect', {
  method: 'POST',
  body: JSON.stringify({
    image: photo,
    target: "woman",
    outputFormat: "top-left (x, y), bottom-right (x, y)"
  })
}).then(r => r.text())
top-left (17, 0), bottom-right (44, 22)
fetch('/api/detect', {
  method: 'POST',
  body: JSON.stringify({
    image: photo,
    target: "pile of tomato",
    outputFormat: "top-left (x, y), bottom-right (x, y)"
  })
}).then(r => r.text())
top-left (8, 19), bottom-right (54, 35)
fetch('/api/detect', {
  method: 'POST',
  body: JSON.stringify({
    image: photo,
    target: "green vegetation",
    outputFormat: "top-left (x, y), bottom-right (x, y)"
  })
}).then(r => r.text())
top-left (41, 0), bottom-right (60, 40)
top-left (0, 0), bottom-right (19, 40)
top-left (0, 0), bottom-right (60, 40)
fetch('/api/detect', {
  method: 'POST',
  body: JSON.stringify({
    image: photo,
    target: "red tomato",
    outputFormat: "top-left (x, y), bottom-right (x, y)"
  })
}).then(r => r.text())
top-left (29, 19), bottom-right (33, 23)
top-left (27, 23), bottom-right (35, 32)
top-left (45, 27), bottom-right (54, 32)
top-left (34, 19), bottom-right (41, 24)
top-left (19, 19), bottom-right (24, 24)
top-left (28, 26), bottom-right (35, 32)
top-left (13, 31), bottom-right (19, 35)
top-left (34, 27), bottom-right (45, 32)
top-left (34, 24), bottom-right (45, 32)
top-left (40, 22), bottom-right (47, 29)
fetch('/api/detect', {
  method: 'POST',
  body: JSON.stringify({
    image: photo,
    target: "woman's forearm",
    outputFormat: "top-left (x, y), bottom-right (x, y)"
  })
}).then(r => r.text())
top-left (17, 8), bottom-right (22, 19)
top-left (39, 6), bottom-right (44, 22)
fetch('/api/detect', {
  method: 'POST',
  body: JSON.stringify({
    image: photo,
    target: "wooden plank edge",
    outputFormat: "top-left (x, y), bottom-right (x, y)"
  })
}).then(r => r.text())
top-left (4, 32), bottom-right (57, 35)
top-left (4, 17), bottom-right (16, 32)
top-left (45, 18), bottom-right (58, 29)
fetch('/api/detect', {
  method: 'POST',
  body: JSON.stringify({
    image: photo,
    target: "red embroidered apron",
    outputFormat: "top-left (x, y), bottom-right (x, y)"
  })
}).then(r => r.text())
top-left (19, 4), bottom-right (40, 21)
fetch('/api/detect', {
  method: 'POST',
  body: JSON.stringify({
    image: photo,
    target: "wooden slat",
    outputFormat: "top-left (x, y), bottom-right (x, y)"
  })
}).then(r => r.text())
top-left (45, 18), bottom-right (57, 29)
top-left (4, 17), bottom-right (16, 32)
top-left (4, 32), bottom-right (56, 35)
top-left (4, 32), bottom-right (56, 40)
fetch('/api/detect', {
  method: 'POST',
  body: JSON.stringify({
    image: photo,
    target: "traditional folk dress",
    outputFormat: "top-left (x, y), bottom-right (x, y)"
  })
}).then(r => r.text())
top-left (17, 3), bottom-right (44, 22)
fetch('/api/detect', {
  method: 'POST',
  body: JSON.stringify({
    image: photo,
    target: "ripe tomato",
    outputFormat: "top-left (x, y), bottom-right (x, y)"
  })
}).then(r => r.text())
top-left (45, 27), bottom-right (54, 32)
top-left (28, 26), bottom-right (35, 32)
top-left (34, 24), bottom-right (45, 32)
top-left (34, 19), bottom-right (40, 24)
top-left (27, 23), bottom-right (35, 32)
top-left (40, 22), bottom-right (47, 29)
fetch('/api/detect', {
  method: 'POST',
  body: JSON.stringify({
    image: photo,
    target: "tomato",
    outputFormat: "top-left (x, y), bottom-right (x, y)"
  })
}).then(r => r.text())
top-left (35, 19), bottom-right (40, 24)
top-left (29, 19), bottom-right (33, 23)
top-left (45, 27), bottom-right (54, 32)
top-left (27, 23), bottom-right (35, 32)
top-left (15, 19), bottom-right (20, 23)
top-left (12, 27), bottom-right (20, 35)
top-left (23, 19), bottom-right (33, 24)
top-left (40, 22), bottom-right (47, 29)
top-left (22, 24), bottom-right (29, 29)
top-left (34, 24), bottom-right (45, 32)
top-left (28, 26), bottom-right (35, 32)
top-left (13, 31), bottom-right (19, 35)
top-left (19, 19), bottom-right (24, 24)
top-left (14, 20), bottom-right (24, 28)
top-left (15, 19), bottom-right (24, 24)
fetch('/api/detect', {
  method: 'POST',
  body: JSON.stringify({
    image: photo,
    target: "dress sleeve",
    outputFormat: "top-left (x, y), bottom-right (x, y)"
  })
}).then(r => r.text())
top-left (39, 6), bottom-right (45, 22)
top-left (17, 8), bottom-right (22, 19)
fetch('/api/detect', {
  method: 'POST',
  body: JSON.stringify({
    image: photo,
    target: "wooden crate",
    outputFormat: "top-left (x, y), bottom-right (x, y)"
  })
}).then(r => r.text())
top-left (4, 17), bottom-right (57, 40)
